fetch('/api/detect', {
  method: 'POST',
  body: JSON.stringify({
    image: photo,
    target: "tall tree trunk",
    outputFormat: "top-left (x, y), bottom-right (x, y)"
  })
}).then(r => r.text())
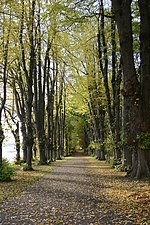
top-left (4, 110), bottom-right (21, 163)
top-left (112, 0), bottom-right (140, 170)
top-left (46, 52), bottom-right (51, 161)
top-left (53, 60), bottom-right (59, 161)
top-left (57, 109), bottom-right (62, 160)
top-left (55, 67), bottom-right (64, 160)
top-left (15, 122), bottom-right (20, 162)
top-left (47, 55), bottom-right (56, 161)
top-left (0, 18), bottom-right (10, 166)
top-left (65, 132), bottom-right (69, 157)
top-left (0, 118), bottom-right (4, 167)
top-left (33, 3), bottom-right (47, 165)
top-left (25, 0), bottom-right (36, 169)
top-left (61, 84), bottom-right (66, 157)
top-left (130, 0), bottom-right (150, 178)
top-left (13, 76), bottom-right (27, 162)
top-left (97, 0), bottom-right (113, 132)
top-left (49, 83), bottom-right (55, 161)
top-left (111, 13), bottom-right (122, 162)
top-left (114, 61), bottom-right (122, 161)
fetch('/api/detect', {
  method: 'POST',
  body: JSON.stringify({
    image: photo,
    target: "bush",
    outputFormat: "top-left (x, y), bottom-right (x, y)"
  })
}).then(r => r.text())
top-left (22, 164), bottom-right (34, 171)
top-left (114, 163), bottom-right (131, 172)
top-left (0, 159), bottom-right (15, 182)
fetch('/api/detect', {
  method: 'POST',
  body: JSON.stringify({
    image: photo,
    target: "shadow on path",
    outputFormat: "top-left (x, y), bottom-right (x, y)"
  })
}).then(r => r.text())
top-left (0, 156), bottom-right (136, 225)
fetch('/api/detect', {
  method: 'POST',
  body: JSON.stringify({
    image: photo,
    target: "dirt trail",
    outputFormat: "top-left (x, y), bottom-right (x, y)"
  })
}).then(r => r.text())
top-left (0, 157), bottom-right (137, 224)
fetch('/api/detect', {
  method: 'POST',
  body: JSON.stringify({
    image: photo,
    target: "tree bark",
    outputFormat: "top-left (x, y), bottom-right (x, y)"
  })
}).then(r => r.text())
top-left (98, 1), bottom-right (122, 162)
top-left (0, 18), bottom-right (10, 166)
top-left (111, 14), bottom-right (122, 162)
top-left (21, 0), bottom-right (36, 169)
top-left (98, 0), bottom-right (113, 132)
top-left (4, 110), bottom-right (21, 163)
top-left (33, 3), bottom-right (47, 165)
top-left (130, 0), bottom-right (150, 178)
top-left (112, 0), bottom-right (140, 169)
top-left (13, 76), bottom-right (27, 162)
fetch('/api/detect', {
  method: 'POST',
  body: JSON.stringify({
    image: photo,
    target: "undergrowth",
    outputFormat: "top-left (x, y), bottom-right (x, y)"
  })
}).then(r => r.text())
top-left (0, 160), bottom-right (63, 202)
top-left (0, 159), bottom-right (15, 182)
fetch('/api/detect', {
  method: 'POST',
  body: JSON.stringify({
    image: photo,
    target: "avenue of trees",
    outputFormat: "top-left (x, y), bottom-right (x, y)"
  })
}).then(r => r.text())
top-left (0, 0), bottom-right (150, 179)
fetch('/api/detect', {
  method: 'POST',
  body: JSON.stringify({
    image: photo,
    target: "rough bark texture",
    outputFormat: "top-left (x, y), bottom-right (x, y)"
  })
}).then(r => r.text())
top-left (0, 121), bottom-right (4, 167)
top-left (87, 72), bottom-right (105, 160)
top-left (97, 1), bottom-right (113, 132)
top-left (133, 0), bottom-right (150, 178)
top-left (0, 20), bottom-right (9, 166)
top-left (111, 13), bottom-right (122, 162)
top-left (139, 0), bottom-right (150, 130)
top-left (112, 0), bottom-right (150, 178)
top-left (14, 68), bottom-right (27, 162)
top-left (112, 0), bottom-right (140, 169)
top-left (98, 1), bottom-right (122, 162)
top-left (33, 7), bottom-right (47, 165)
top-left (25, 0), bottom-right (35, 169)
top-left (5, 111), bottom-right (21, 163)
top-left (128, 0), bottom-right (150, 178)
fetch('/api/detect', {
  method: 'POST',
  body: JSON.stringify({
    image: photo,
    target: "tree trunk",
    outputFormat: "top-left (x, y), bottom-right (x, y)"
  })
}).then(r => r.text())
top-left (57, 116), bottom-right (61, 160)
top-left (0, 16), bottom-right (9, 166)
top-left (0, 120), bottom-right (4, 166)
top-left (114, 61), bottom-right (122, 161)
top-left (98, 1), bottom-right (122, 162)
top-left (111, 14), bottom-right (122, 162)
top-left (47, 74), bottom-right (55, 161)
top-left (65, 132), bottom-right (69, 157)
top-left (112, 0), bottom-right (140, 170)
top-left (20, 118), bottom-right (27, 162)
top-left (33, 1), bottom-right (47, 165)
top-left (25, 0), bottom-right (36, 169)
top-left (14, 122), bottom-right (20, 162)
top-left (129, 0), bottom-right (150, 178)
top-left (98, 0), bottom-right (113, 132)
top-left (4, 109), bottom-right (21, 163)
top-left (61, 85), bottom-right (66, 157)
top-left (13, 67), bottom-right (27, 162)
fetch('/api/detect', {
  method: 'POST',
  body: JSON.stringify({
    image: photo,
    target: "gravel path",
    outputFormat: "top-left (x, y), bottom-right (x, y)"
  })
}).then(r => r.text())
top-left (0, 156), bottom-right (136, 225)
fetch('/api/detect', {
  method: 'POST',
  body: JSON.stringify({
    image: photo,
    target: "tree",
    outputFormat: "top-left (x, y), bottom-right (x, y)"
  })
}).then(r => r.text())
top-left (4, 109), bottom-right (20, 163)
top-left (0, 1), bottom-right (11, 166)
top-left (134, 0), bottom-right (150, 178)
top-left (112, 0), bottom-right (150, 178)
top-left (13, 64), bottom-right (28, 162)
top-left (19, 0), bottom-right (36, 170)
top-left (97, 0), bottom-right (122, 163)
top-left (33, 1), bottom-right (47, 165)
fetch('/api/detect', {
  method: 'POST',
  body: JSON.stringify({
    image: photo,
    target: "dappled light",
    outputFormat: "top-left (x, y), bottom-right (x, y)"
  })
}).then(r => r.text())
top-left (1, 157), bottom-right (149, 224)
top-left (0, 0), bottom-right (150, 224)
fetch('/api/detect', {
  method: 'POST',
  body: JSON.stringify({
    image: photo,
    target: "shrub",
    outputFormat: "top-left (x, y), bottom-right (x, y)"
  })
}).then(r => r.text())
top-left (115, 163), bottom-right (131, 172)
top-left (0, 159), bottom-right (15, 182)
top-left (22, 164), bottom-right (34, 171)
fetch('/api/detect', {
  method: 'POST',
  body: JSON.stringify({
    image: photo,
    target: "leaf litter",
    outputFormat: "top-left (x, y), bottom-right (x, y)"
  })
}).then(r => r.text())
top-left (0, 156), bottom-right (149, 225)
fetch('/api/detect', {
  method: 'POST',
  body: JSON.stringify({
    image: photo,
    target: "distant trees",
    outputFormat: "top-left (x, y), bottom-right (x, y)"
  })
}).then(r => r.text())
top-left (65, 0), bottom-right (150, 178)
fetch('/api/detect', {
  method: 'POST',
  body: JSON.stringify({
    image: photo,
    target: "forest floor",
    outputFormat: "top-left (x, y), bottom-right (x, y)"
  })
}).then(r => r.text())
top-left (0, 156), bottom-right (150, 225)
